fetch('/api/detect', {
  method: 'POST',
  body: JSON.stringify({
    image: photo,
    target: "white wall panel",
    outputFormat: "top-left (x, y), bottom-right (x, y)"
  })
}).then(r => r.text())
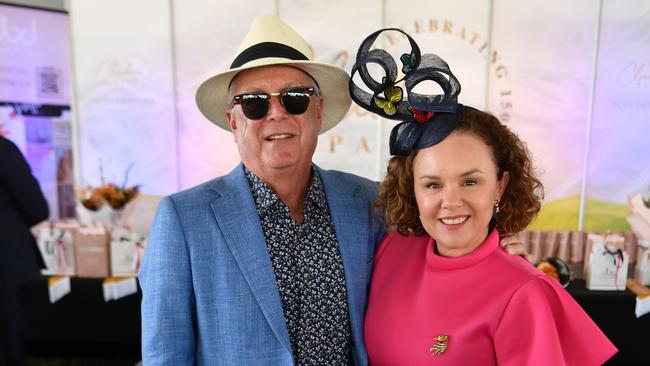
top-left (70, 0), bottom-right (178, 195)
top-left (173, 0), bottom-right (274, 189)
top-left (280, 0), bottom-right (383, 180)
top-left (489, 0), bottom-right (599, 203)
top-left (382, 0), bottom-right (492, 178)
top-left (64, 0), bottom-right (650, 231)
top-left (586, 0), bottom-right (650, 204)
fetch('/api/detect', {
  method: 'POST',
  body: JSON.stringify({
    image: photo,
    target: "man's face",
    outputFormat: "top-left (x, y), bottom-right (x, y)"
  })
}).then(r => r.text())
top-left (226, 65), bottom-right (323, 178)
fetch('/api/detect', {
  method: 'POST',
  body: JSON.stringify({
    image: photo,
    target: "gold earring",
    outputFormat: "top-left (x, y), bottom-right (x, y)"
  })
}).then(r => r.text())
top-left (494, 200), bottom-right (500, 214)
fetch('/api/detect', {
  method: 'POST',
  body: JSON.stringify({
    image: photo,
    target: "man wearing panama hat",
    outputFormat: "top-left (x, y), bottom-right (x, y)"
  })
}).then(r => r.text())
top-left (140, 15), bottom-right (382, 365)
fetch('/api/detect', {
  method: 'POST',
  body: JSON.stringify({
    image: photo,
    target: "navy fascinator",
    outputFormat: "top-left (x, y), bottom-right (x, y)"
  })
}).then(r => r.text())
top-left (349, 28), bottom-right (465, 156)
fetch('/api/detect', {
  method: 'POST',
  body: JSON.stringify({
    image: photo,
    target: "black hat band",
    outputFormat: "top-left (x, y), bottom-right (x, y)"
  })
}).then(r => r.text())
top-left (230, 42), bottom-right (309, 69)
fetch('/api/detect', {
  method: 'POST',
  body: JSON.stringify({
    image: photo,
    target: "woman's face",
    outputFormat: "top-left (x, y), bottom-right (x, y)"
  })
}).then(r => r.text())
top-left (412, 131), bottom-right (509, 257)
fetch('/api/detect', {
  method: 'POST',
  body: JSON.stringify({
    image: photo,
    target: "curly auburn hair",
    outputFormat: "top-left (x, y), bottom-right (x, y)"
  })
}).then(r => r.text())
top-left (377, 107), bottom-right (544, 236)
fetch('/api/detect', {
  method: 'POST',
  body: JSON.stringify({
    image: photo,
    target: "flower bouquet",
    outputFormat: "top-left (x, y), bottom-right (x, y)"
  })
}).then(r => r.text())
top-left (77, 165), bottom-right (140, 228)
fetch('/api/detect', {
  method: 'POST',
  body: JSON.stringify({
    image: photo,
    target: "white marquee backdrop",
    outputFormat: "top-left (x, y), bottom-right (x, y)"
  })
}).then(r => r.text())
top-left (587, 1), bottom-right (650, 202)
top-left (584, 0), bottom-right (650, 230)
top-left (0, 4), bottom-right (73, 220)
top-left (383, 0), bottom-right (492, 177)
top-left (70, 0), bottom-right (178, 195)
top-left (69, 0), bottom-right (650, 230)
top-left (172, 0), bottom-right (275, 188)
top-left (488, 0), bottom-right (599, 203)
top-left (280, 0), bottom-right (384, 180)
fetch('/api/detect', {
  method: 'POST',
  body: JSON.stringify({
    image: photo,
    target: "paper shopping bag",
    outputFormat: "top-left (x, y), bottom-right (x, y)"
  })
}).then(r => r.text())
top-left (110, 227), bottom-right (146, 276)
top-left (73, 226), bottom-right (110, 278)
top-left (37, 222), bottom-right (77, 276)
top-left (585, 233), bottom-right (629, 290)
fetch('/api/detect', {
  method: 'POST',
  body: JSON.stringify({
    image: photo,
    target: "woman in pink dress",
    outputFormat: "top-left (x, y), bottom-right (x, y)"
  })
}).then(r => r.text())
top-left (349, 29), bottom-right (617, 365)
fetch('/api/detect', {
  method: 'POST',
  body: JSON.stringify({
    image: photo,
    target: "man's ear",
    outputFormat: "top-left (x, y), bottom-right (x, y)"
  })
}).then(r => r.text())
top-left (226, 109), bottom-right (238, 141)
top-left (315, 97), bottom-right (323, 131)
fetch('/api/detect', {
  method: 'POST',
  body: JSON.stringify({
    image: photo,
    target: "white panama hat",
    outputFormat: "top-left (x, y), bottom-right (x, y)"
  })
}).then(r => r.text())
top-left (196, 15), bottom-right (351, 134)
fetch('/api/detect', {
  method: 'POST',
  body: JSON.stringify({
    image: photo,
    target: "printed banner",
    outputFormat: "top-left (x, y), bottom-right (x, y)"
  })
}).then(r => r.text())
top-left (584, 0), bottom-right (650, 231)
top-left (57, 0), bottom-right (650, 233)
top-left (173, 0), bottom-right (274, 189)
top-left (70, 0), bottom-right (178, 195)
top-left (488, 0), bottom-right (599, 230)
top-left (0, 4), bottom-right (74, 220)
top-left (280, 0), bottom-right (383, 180)
top-left (382, 0), bottom-right (492, 178)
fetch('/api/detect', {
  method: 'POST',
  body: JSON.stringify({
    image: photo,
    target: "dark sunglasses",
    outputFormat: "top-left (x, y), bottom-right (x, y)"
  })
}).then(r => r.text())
top-left (231, 87), bottom-right (319, 120)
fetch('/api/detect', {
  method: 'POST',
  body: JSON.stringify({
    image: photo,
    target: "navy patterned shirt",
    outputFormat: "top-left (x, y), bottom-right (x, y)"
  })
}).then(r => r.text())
top-left (244, 166), bottom-right (352, 365)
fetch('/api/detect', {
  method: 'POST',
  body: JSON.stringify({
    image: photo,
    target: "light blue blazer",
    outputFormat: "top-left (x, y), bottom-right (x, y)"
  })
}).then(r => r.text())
top-left (140, 164), bottom-right (382, 365)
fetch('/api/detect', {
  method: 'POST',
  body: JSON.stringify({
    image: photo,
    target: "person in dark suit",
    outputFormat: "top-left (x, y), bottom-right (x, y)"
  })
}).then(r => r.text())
top-left (0, 135), bottom-right (49, 366)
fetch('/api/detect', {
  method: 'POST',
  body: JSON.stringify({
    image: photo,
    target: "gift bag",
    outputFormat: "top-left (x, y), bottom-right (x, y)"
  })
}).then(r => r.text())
top-left (37, 223), bottom-right (77, 276)
top-left (74, 226), bottom-right (110, 278)
top-left (110, 227), bottom-right (146, 276)
top-left (585, 233), bottom-right (629, 290)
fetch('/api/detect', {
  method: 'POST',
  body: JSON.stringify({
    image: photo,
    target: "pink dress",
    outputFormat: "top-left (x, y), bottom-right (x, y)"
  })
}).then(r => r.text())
top-left (364, 230), bottom-right (617, 365)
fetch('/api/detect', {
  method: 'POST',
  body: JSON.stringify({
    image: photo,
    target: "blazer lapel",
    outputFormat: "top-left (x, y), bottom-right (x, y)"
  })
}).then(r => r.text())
top-left (209, 164), bottom-right (292, 354)
top-left (317, 167), bottom-right (370, 340)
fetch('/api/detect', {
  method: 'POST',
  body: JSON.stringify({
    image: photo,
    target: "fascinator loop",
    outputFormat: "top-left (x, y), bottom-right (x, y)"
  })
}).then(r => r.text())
top-left (349, 28), bottom-right (464, 155)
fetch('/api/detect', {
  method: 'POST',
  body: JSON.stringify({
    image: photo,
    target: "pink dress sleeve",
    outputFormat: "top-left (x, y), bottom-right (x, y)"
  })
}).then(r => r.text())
top-left (494, 276), bottom-right (617, 366)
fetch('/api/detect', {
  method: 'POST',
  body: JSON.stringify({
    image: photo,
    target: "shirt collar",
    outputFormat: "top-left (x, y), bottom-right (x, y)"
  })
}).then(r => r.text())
top-left (243, 165), bottom-right (328, 215)
top-left (305, 170), bottom-right (328, 212)
top-left (244, 166), bottom-right (280, 214)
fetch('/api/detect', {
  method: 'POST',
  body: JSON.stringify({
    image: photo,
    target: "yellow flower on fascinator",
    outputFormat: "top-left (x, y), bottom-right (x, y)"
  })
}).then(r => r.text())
top-left (374, 84), bottom-right (403, 116)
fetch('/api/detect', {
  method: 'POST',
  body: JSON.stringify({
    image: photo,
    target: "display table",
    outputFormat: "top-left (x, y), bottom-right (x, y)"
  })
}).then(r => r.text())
top-left (567, 279), bottom-right (647, 365)
top-left (23, 276), bottom-right (141, 358)
top-left (21, 277), bottom-right (648, 363)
